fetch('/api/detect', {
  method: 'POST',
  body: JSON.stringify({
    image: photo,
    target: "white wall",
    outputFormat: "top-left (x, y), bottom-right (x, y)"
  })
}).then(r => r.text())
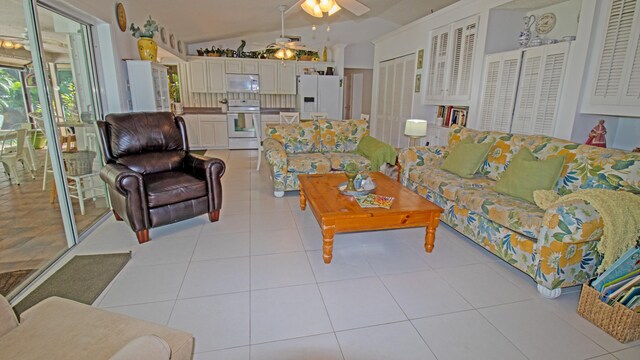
top-left (344, 43), bottom-right (375, 69)
top-left (526, 0), bottom-right (582, 40)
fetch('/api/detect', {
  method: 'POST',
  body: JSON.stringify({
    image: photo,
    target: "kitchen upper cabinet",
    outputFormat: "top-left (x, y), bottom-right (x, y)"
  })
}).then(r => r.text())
top-left (226, 59), bottom-right (259, 74)
top-left (585, 0), bottom-right (640, 115)
top-left (258, 61), bottom-right (296, 94)
top-left (478, 50), bottom-right (522, 132)
top-left (188, 60), bottom-right (225, 93)
top-left (425, 15), bottom-right (479, 104)
top-left (512, 42), bottom-right (570, 136)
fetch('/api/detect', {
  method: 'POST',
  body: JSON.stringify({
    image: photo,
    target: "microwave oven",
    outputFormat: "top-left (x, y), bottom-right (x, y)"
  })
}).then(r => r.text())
top-left (226, 74), bottom-right (260, 93)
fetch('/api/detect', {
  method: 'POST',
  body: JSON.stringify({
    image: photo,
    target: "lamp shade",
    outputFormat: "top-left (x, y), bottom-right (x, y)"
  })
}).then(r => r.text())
top-left (404, 119), bottom-right (428, 137)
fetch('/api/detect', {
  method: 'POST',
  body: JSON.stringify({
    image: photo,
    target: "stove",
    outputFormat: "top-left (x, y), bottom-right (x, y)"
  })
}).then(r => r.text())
top-left (227, 99), bottom-right (260, 149)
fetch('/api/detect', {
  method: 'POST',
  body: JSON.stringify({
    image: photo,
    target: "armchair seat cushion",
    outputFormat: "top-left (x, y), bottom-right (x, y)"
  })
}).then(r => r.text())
top-left (287, 153), bottom-right (331, 174)
top-left (145, 172), bottom-right (207, 208)
top-left (325, 152), bottom-right (370, 171)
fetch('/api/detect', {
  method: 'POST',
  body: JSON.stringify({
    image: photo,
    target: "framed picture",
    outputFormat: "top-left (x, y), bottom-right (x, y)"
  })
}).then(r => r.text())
top-left (415, 74), bottom-right (421, 92)
top-left (417, 49), bottom-right (424, 69)
top-left (115, 3), bottom-right (127, 32)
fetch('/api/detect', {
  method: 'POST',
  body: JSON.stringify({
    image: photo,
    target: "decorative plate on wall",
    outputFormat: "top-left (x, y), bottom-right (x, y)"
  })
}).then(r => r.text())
top-left (169, 34), bottom-right (175, 49)
top-left (177, 40), bottom-right (183, 54)
top-left (160, 27), bottom-right (167, 44)
top-left (536, 12), bottom-right (556, 35)
top-left (116, 3), bottom-right (126, 32)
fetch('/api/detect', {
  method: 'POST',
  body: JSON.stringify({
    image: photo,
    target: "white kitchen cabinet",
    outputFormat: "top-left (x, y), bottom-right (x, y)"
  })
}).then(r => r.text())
top-left (512, 42), bottom-right (570, 136)
top-left (125, 60), bottom-right (170, 112)
top-left (374, 53), bottom-right (415, 148)
top-left (226, 59), bottom-right (259, 74)
top-left (478, 50), bottom-right (522, 132)
top-left (585, 0), bottom-right (640, 115)
top-left (182, 114), bottom-right (201, 148)
top-left (184, 114), bottom-right (228, 149)
top-left (259, 62), bottom-right (278, 94)
top-left (258, 61), bottom-right (296, 94)
top-left (424, 15), bottom-right (479, 104)
top-left (188, 60), bottom-right (225, 93)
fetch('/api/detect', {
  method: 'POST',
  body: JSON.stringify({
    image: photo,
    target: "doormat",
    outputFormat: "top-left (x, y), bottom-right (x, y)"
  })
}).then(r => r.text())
top-left (0, 269), bottom-right (36, 297)
top-left (13, 252), bottom-right (131, 316)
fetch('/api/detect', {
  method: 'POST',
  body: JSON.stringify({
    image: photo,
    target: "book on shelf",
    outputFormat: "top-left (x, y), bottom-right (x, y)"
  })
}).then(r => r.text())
top-left (435, 106), bottom-right (468, 128)
top-left (354, 194), bottom-right (394, 209)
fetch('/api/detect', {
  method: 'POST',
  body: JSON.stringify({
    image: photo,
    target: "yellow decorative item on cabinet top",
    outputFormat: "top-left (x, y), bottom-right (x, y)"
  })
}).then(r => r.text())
top-left (137, 38), bottom-right (157, 61)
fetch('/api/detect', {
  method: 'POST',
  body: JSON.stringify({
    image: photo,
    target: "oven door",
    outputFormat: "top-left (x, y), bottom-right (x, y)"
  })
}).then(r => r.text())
top-left (227, 112), bottom-right (258, 138)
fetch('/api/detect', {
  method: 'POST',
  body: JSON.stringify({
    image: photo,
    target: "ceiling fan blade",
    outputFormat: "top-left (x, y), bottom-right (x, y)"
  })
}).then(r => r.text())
top-left (285, 0), bottom-right (304, 15)
top-left (339, 0), bottom-right (370, 16)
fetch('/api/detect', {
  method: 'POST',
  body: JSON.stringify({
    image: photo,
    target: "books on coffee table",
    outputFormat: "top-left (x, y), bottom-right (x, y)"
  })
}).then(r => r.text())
top-left (355, 194), bottom-right (394, 209)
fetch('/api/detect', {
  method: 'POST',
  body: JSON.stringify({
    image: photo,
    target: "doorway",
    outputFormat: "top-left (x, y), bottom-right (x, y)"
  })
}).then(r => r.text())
top-left (343, 68), bottom-right (373, 120)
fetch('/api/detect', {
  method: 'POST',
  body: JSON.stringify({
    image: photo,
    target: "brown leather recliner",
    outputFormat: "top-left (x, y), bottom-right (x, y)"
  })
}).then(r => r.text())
top-left (97, 112), bottom-right (225, 244)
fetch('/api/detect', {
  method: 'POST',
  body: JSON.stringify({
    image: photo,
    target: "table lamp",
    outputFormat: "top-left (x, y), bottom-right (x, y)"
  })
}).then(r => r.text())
top-left (404, 119), bottom-right (428, 147)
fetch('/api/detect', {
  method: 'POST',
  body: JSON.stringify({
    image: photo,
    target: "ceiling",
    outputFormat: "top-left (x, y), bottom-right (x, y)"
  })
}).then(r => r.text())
top-left (124, 0), bottom-right (458, 44)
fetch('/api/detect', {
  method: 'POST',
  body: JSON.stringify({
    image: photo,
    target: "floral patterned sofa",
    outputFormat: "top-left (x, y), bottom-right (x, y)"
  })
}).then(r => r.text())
top-left (398, 125), bottom-right (640, 298)
top-left (263, 119), bottom-right (371, 197)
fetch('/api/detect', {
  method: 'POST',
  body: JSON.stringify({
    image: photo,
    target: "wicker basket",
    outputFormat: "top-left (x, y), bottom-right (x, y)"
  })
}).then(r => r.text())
top-left (577, 284), bottom-right (640, 343)
top-left (63, 150), bottom-right (96, 176)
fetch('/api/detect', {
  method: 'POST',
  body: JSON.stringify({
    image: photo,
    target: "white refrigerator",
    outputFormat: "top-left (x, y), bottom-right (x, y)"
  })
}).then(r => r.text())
top-left (298, 75), bottom-right (342, 120)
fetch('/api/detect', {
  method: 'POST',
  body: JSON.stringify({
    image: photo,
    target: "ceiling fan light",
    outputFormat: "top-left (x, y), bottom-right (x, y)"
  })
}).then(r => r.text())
top-left (284, 49), bottom-right (294, 59)
top-left (275, 48), bottom-right (285, 59)
top-left (328, 3), bottom-right (341, 16)
top-left (301, 2), bottom-right (323, 18)
top-left (2, 41), bottom-right (14, 49)
top-left (304, 0), bottom-right (316, 7)
top-left (319, 0), bottom-right (334, 12)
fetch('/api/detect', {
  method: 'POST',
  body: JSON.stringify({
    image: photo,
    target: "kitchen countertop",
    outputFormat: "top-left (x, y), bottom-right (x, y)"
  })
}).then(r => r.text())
top-left (182, 107), bottom-right (297, 115)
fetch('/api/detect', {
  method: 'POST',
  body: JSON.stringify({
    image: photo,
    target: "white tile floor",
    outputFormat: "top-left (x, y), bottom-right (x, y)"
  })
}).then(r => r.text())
top-left (47, 150), bottom-right (640, 359)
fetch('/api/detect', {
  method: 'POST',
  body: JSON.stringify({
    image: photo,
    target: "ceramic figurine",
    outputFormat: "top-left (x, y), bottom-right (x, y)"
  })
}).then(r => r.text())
top-left (519, 15), bottom-right (536, 48)
top-left (585, 119), bottom-right (607, 148)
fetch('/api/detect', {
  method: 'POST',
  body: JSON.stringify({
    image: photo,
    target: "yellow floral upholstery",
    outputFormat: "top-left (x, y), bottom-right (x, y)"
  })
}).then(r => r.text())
top-left (266, 121), bottom-right (320, 154)
top-left (287, 153), bottom-right (331, 174)
top-left (399, 125), bottom-right (639, 294)
top-left (318, 119), bottom-right (369, 153)
top-left (325, 152), bottom-right (370, 171)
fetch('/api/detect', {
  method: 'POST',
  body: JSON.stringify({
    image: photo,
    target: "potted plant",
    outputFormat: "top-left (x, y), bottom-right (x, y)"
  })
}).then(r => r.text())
top-left (129, 17), bottom-right (159, 61)
top-left (196, 48), bottom-right (205, 56)
top-left (297, 50), bottom-right (314, 61)
top-left (208, 47), bottom-right (222, 57)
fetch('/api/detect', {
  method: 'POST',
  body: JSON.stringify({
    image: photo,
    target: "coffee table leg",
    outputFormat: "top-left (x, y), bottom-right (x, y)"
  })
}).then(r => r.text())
top-left (322, 224), bottom-right (335, 264)
top-left (424, 215), bottom-right (440, 253)
top-left (300, 188), bottom-right (306, 211)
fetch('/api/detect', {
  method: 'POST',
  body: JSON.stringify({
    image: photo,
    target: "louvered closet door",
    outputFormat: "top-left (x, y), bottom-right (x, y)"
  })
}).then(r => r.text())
top-left (621, 0), bottom-right (640, 105)
top-left (375, 64), bottom-right (387, 139)
top-left (512, 43), bottom-right (570, 136)
top-left (425, 27), bottom-right (450, 102)
top-left (478, 50), bottom-right (522, 132)
top-left (448, 17), bottom-right (479, 101)
top-left (592, 0), bottom-right (639, 105)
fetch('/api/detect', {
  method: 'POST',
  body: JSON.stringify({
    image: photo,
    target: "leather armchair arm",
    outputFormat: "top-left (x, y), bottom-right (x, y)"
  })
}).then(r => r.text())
top-left (100, 163), bottom-right (145, 197)
top-left (99, 163), bottom-right (149, 231)
top-left (183, 153), bottom-right (226, 211)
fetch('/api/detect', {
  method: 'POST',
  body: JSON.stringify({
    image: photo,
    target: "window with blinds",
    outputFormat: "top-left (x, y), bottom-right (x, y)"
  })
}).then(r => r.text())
top-left (592, 0), bottom-right (639, 105)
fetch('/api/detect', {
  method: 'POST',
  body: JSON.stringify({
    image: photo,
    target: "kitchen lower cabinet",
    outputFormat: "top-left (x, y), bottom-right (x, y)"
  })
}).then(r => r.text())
top-left (184, 114), bottom-right (228, 149)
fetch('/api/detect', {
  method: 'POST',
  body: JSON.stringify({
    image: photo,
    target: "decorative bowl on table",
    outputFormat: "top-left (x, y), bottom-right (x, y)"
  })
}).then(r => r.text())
top-left (338, 181), bottom-right (376, 196)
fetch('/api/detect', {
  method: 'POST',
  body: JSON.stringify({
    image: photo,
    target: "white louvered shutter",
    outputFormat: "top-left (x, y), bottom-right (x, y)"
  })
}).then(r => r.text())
top-left (478, 55), bottom-right (501, 130)
top-left (426, 26), bottom-right (450, 102)
top-left (533, 42), bottom-right (570, 136)
top-left (621, 0), bottom-right (640, 105)
top-left (375, 63), bottom-right (387, 139)
top-left (512, 47), bottom-right (544, 135)
top-left (592, 0), bottom-right (638, 105)
top-left (494, 51), bottom-right (522, 132)
top-left (425, 33), bottom-right (441, 100)
top-left (448, 17), bottom-right (478, 101)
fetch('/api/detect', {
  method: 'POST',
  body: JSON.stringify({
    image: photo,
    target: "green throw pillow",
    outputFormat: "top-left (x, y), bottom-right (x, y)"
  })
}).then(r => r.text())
top-left (493, 148), bottom-right (565, 203)
top-left (440, 137), bottom-right (492, 179)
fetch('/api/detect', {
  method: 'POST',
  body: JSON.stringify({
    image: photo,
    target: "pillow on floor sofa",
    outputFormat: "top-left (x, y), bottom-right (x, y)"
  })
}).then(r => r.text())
top-left (441, 137), bottom-right (493, 178)
top-left (494, 148), bottom-right (565, 203)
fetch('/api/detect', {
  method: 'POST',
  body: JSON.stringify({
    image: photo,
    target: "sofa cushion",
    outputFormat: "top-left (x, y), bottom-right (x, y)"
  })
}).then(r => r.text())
top-left (318, 119), bottom-right (369, 153)
top-left (144, 172), bottom-right (207, 208)
top-left (494, 148), bottom-right (565, 203)
top-left (456, 187), bottom-right (545, 238)
top-left (267, 121), bottom-right (320, 154)
top-left (441, 138), bottom-right (493, 178)
top-left (325, 152), bottom-right (371, 171)
top-left (411, 167), bottom-right (495, 201)
top-left (287, 153), bottom-right (331, 174)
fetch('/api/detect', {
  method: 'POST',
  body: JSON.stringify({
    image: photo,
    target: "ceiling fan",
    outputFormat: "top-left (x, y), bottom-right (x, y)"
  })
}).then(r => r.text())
top-left (266, 5), bottom-right (312, 59)
top-left (286, 0), bottom-right (371, 17)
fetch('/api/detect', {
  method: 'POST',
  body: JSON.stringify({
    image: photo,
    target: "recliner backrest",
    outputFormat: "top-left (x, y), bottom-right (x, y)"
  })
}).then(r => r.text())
top-left (102, 112), bottom-right (186, 174)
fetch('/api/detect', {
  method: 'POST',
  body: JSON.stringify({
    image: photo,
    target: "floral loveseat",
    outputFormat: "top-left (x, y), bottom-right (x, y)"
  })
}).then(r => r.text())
top-left (399, 125), bottom-right (640, 298)
top-left (263, 119), bottom-right (373, 197)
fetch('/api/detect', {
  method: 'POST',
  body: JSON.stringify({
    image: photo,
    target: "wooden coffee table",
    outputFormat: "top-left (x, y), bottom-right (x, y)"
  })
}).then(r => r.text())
top-left (298, 172), bottom-right (443, 264)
